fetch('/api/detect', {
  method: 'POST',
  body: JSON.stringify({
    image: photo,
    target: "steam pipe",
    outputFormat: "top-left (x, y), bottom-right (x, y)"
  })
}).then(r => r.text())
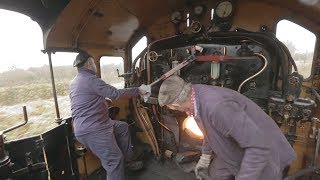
top-left (152, 105), bottom-right (164, 151)
top-left (151, 105), bottom-right (175, 138)
top-left (152, 107), bottom-right (178, 153)
top-left (137, 106), bottom-right (160, 154)
top-left (47, 52), bottom-right (60, 119)
top-left (133, 99), bottom-right (160, 156)
top-left (238, 53), bottom-right (268, 92)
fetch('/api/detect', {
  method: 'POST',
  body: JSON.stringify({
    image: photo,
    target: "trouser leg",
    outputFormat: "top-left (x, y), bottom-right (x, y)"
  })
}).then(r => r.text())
top-left (111, 120), bottom-right (133, 161)
top-left (76, 127), bottom-right (124, 180)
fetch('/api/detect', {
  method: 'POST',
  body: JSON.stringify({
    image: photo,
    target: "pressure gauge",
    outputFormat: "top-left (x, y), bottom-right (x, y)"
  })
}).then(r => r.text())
top-left (215, 1), bottom-right (234, 19)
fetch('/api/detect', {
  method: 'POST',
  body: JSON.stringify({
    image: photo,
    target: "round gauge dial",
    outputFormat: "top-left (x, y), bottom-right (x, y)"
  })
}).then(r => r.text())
top-left (194, 5), bottom-right (204, 15)
top-left (215, 1), bottom-right (233, 18)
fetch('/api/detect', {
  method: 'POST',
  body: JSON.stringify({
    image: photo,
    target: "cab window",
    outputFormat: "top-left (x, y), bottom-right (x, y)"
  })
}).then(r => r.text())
top-left (52, 52), bottom-right (78, 119)
top-left (276, 19), bottom-right (316, 78)
top-left (100, 56), bottom-right (125, 88)
top-left (132, 36), bottom-right (147, 69)
top-left (0, 10), bottom-right (60, 139)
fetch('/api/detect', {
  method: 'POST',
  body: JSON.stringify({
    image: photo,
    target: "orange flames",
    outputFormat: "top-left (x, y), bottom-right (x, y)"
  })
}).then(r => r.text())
top-left (182, 116), bottom-right (204, 139)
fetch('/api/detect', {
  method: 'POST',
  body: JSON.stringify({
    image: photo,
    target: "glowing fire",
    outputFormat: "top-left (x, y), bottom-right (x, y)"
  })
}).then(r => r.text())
top-left (183, 116), bottom-right (204, 139)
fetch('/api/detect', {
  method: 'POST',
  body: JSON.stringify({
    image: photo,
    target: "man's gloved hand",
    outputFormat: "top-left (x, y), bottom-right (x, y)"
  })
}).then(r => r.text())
top-left (138, 84), bottom-right (151, 102)
top-left (195, 154), bottom-right (211, 180)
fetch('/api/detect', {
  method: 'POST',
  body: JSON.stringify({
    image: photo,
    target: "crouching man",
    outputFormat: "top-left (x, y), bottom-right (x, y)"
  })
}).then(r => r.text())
top-left (157, 75), bottom-right (296, 180)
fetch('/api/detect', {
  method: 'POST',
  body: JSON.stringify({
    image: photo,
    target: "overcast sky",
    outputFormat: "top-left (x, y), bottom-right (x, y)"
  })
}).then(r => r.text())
top-left (0, 9), bottom-right (316, 73)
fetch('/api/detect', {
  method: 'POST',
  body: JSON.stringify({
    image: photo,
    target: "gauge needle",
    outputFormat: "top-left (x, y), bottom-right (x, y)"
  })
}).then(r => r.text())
top-left (223, 4), bottom-right (227, 17)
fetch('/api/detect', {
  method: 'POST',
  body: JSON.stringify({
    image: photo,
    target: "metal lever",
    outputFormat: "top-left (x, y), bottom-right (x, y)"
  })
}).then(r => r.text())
top-left (117, 69), bottom-right (132, 78)
top-left (149, 55), bottom-right (196, 87)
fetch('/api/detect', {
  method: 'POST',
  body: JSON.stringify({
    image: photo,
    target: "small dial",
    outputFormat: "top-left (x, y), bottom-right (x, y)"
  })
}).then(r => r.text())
top-left (215, 1), bottom-right (233, 19)
top-left (194, 5), bottom-right (205, 15)
top-left (171, 11), bottom-right (182, 24)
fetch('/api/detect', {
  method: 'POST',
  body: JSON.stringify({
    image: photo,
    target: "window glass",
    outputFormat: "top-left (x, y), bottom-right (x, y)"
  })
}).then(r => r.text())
top-left (276, 20), bottom-right (316, 78)
top-left (132, 36), bottom-right (147, 68)
top-left (52, 52), bottom-right (78, 119)
top-left (0, 9), bottom-right (58, 140)
top-left (100, 56), bottom-right (125, 88)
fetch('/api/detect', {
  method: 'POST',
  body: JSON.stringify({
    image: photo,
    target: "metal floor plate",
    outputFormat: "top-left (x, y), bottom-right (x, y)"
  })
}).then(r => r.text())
top-left (88, 158), bottom-right (197, 180)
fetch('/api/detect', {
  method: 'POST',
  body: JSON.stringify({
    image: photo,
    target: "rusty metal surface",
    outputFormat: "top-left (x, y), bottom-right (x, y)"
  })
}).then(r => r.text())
top-left (40, 0), bottom-right (320, 56)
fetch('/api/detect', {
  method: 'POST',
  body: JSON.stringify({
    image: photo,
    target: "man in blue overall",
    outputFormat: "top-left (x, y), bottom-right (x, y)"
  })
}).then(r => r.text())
top-left (69, 51), bottom-right (150, 180)
top-left (158, 75), bottom-right (296, 180)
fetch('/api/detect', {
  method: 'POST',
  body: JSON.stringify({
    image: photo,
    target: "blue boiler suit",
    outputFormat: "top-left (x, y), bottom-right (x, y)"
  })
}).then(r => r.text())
top-left (192, 84), bottom-right (296, 180)
top-left (69, 68), bottom-right (139, 180)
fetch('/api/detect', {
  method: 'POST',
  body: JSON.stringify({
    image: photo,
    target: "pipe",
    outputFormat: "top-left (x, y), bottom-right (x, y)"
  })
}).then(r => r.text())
top-left (0, 106), bottom-right (29, 164)
top-left (275, 38), bottom-right (298, 72)
top-left (0, 133), bottom-right (6, 161)
top-left (152, 106), bottom-right (178, 152)
top-left (204, 32), bottom-right (288, 95)
top-left (65, 136), bottom-right (75, 176)
top-left (133, 99), bottom-right (160, 156)
top-left (47, 52), bottom-right (60, 119)
top-left (238, 53), bottom-right (268, 92)
top-left (40, 134), bottom-right (51, 180)
top-left (152, 105), bottom-right (164, 151)
top-left (137, 104), bottom-right (160, 155)
top-left (3, 106), bottom-right (28, 134)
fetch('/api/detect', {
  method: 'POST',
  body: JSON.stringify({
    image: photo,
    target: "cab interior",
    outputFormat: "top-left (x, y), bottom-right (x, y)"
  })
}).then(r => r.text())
top-left (0, 0), bottom-right (320, 179)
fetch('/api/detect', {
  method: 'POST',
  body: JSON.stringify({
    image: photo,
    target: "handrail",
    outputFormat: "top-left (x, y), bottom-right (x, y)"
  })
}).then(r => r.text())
top-left (3, 106), bottom-right (28, 134)
top-left (0, 106), bottom-right (29, 162)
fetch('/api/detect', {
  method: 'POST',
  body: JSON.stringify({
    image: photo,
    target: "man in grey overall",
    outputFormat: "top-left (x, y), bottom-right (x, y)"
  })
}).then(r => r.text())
top-left (158, 75), bottom-right (296, 180)
top-left (69, 51), bottom-right (150, 180)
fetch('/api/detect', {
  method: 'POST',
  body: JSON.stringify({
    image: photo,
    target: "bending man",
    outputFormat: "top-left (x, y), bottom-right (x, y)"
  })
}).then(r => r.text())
top-left (158, 75), bottom-right (296, 180)
top-left (69, 51), bottom-right (150, 180)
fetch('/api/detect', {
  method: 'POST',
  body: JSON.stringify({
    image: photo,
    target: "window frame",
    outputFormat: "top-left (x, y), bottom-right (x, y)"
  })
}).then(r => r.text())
top-left (275, 19), bottom-right (317, 81)
top-left (99, 55), bottom-right (125, 89)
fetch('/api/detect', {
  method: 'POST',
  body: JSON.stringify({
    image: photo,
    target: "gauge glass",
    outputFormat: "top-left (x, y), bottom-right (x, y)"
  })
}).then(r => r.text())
top-left (215, 1), bottom-right (233, 18)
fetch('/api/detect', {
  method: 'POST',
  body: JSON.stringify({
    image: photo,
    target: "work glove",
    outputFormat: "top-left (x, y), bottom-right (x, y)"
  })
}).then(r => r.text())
top-left (138, 84), bottom-right (151, 102)
top-left (195, 154), bottom-right (211, 180)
